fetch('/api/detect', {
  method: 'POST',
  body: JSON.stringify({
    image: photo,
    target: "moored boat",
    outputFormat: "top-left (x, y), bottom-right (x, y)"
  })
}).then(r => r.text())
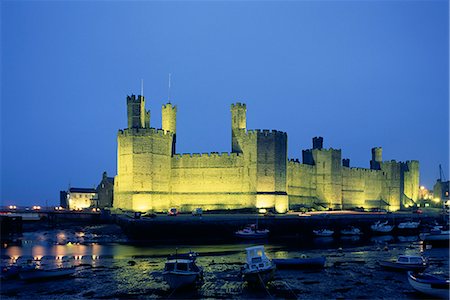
top-left (162, 253), bottom-right (203, 289)
top-left (272, 256), bottom-right (326, 269)
top-left (371, 221), bottom-right (394, 233)
top-left (379, 255), bottom-right (427, 272)
top-left (407, 272), bottom-right (450, 299)
top-left (19, 266), bottom-right (76, 281)
top-left (340, 226), bottom-right (362, 235)
top-left (235, 224), bottom-right (269, 239)
top-left (398, 221), bottom-right (420, 230)
top-left (241, 245), bottom-right (275, 286)
top-left (313, 229), bottom-right (334, 237)
top-left (420, 227), bottom-right (450, 247)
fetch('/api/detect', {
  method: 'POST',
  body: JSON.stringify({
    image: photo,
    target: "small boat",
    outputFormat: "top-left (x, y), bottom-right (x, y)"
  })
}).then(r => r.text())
top-left (407, 271), bottom-right (450, 299)
top-left (272, 256), bottom-right (326, 269)
top-left (378, 255), bottom-right (427, 272)
top-left (420, 227), bottom-right (450, 247)
top-left (313, 229), bottom-right (334, 237)
top-left (235, 224), bottom-right (269, 239)
top-left (19, 266), bottom-right (76, 281)
top-left (241, 245), bottom-right (275, 286)
top-left (398, 221), bottom-right (420, 230)
top-left (340, 226), bottom-right (362, 235)
top-left (163, 253), bottom-right (203, 289)
top-left (1, 265), bottom-right (21, 280)
top-left (371, 221), bottom-right (394, 233)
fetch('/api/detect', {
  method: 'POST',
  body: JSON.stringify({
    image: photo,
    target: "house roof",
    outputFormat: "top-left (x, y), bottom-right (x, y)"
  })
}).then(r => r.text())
top-left (69, 187), bottom-right (97, 193)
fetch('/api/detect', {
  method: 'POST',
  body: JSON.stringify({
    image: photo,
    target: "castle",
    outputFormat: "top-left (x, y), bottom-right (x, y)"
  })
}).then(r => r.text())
top-left (113, 95), bottom-right (419, 213)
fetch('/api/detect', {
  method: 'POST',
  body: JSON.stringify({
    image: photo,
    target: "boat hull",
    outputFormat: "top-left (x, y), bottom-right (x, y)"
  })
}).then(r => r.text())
top-left (242, 266), bottom-right (275, 286)
top-left (408, 272), bottom-right (450, 299)
top-left (163, 272), bottom-right (201, 289)
top-left (19, 267), bottom-right (76, 281)
top-left (379, 261), bottom-right (427, 272)
top-left (272, 257), bottom-right (325, 269)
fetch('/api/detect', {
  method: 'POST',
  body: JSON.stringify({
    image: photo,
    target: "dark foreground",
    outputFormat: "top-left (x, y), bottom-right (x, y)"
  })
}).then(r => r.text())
top-left (1, 224), bottom-right (449, 299)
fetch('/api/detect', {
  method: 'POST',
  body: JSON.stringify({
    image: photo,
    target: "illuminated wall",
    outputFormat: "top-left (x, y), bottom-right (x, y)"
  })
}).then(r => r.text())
top-left (67, 190), bottom-right (97, 210)
top-left (114, 95), bottom-right (419, 213)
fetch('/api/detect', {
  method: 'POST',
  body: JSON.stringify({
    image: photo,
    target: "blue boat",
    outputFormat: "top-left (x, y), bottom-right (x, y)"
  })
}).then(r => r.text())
top-left (272, 256), bottom-right (326, 269)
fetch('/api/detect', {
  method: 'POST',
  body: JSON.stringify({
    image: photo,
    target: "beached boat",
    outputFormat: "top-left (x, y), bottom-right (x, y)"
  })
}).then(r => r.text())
top-left (272, 256), bottom-right (326, 269)
top-left (1, 265), bottom-right (21, 280)
top-left (313, 229), bottom-right (334, 237)
top-left (407, 271), bottom-right (450, 299)
top-left (378, 255), bottom-right (427, 272)
top-left (241, 246), bottom-right (275, 286)
top-left (19, 266), bottom-right (76, 281)
top-left (163, 253), bottom-right (203, 289)
top-left (420, 227), bottom-right (450, 247)
top-left (235, 224), bottom-right (269, 239)
top-left (340, 227), bottom-right (362, 235)
top-left (398, 221), bottom-right (420, 230)
top-left (371, 221), bottom-right (394, 233)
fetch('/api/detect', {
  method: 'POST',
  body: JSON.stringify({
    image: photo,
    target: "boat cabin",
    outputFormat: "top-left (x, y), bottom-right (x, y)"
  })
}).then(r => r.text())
top-left (397, 255), bottom-right (425, 265)
top-left (164, 259), bottom-right (200, 273)
top-left (245, 246), bottom-right (271, 271)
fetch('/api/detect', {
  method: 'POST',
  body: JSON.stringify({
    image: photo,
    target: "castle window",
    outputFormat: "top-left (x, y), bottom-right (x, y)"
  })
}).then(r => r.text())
top-left (323, 162), bottom-right (325, 168)
top-left (265, 169), bottom-right (268, 176)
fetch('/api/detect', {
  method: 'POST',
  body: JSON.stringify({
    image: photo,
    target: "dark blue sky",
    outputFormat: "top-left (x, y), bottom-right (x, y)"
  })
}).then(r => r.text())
top-left (1, 1), bottom-right (448, 206)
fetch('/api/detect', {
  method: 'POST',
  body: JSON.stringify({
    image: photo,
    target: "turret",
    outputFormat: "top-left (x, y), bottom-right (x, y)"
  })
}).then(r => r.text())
top-left (127, 94), bottom-right (149, 129)
top-left (162, 103), bottom-right (177, 155)
top-left (162, 103), bottom-right (177, 134)
top-left (370, 147), bottom-right (382, 170)
top-left (312, 137), bottom-right (323, 150)
top-left (231, 103), bottom-right (247, 153)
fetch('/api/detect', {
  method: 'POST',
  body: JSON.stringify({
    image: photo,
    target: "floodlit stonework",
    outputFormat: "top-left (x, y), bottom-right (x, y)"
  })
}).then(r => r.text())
top-left (113, 95), bottom-right (419, 213)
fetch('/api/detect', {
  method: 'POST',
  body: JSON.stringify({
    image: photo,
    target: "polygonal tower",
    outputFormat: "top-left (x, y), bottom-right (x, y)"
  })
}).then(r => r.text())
top-left (127, 94), bottom-right (150, 128)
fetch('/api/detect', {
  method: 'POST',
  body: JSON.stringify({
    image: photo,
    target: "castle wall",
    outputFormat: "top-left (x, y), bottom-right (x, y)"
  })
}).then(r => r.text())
top-left (114, 96), bottom-right (419, 213)
top-left (287, 161), bottom-right (317, 208)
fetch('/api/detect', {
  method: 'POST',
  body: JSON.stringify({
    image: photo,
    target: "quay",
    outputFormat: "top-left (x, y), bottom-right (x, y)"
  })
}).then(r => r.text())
top-left (116, 211), bottom-right (444, 242)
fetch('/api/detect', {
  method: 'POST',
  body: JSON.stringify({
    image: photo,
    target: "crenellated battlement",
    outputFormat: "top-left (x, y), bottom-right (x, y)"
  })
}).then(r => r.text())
top-left (231, 102), bottom-right (246, 109)
top-left (118, 127), bottom-right (174, 137)
top-left (162, 103), bottom-right (177, 110)
top-left (126, 94), bottom-right (144, 103)
top-left (247, 129), bottom-right (287, 137)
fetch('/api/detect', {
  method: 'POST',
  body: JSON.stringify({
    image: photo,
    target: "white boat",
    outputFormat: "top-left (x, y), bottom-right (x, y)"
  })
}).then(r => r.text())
top-left (235, 224), bottom-right (269, 239)
top-left (398, 221), bottom-right (420, 229)
top-left (407, 271), bottom-right (450, 298)
top-left (163, 254), bottom-right (203, 289)
top-left (19, 266), bottom-right (76, 281)
top-left (371, 221), bottom-right (394, 233)
top-left (340, 226), bottom-right (361, 235)
top-left (313, 229), bottom-right (334, 237)
top-left (241, 245), bottom-right (275, 286)
top-left (378, 255), bottom-right (427, 272)
top-left (420, 227), bottom-right (450, 247)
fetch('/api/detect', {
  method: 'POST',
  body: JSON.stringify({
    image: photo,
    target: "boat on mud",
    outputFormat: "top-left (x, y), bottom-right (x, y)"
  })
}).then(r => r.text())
top-left (378, 255), bottom-right (427, 272)
top-left (19, 266), bottom-right (76, 281)
top-left (407, 271), bottom-right (450, 299)
top-left (272, 256), bottom-right (326, 269)
top-left (162, 252), bottom-right (203, 289)
top-left (241, 245), bottom-right (275, 286)
top-left (420, 226), bottom-right (450, 247)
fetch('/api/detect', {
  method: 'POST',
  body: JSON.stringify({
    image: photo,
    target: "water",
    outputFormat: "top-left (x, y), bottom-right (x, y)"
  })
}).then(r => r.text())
top-left (1, 224), bottom-right (449, 299)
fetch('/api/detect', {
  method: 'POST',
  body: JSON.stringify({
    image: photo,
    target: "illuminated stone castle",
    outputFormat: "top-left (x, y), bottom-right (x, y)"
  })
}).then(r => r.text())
top-left (114, 95), bottom-right (419, 213)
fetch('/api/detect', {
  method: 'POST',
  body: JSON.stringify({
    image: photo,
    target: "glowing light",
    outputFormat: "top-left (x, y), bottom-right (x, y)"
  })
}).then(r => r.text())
top-left (420, 186), bottom-right (425, 190)
top-left (258, 208), bottom-right (267, 214)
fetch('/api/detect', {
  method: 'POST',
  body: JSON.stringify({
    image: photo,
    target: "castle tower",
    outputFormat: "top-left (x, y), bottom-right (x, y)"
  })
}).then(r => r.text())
top-left (162, 103), bottom-right (177, 155)
top-left (231, 103), bottom-right (247, 153)
top-left (127, 94), bottom-right (150, 129)
top-left (370, 147), bottom-right (382, 170)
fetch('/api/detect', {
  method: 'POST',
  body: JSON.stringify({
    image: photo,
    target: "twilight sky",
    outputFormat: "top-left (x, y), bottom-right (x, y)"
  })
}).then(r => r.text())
top-left (1, 0), bottom-right (449, 206)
